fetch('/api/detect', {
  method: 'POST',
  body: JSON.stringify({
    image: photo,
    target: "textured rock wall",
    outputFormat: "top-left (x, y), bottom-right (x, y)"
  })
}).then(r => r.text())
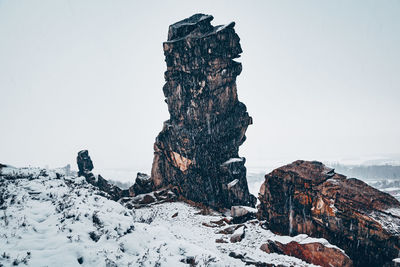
top-left (258, 160), bottom-right (400, 267)
top-left (150, 14), bottom-right (255, 209)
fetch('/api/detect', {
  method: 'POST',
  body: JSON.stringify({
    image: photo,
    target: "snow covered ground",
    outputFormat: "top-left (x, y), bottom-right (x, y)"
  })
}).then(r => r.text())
top-left (0, 166), bottom-right (325, 266)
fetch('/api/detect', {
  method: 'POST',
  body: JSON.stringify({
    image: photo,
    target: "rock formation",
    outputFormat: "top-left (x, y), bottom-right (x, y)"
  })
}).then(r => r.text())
top-left (129, 172), bottom-right (153, 196)
top-left (150, 13), bottom-right (255, 209)
top-left (77, 150), bottom-right (126, 201)
top-left (77, 150), bottom-right (93, 177)
top-left (260, 240), bottom-right (353, 267)
top-left (258, 160), bottom-right (400, 267)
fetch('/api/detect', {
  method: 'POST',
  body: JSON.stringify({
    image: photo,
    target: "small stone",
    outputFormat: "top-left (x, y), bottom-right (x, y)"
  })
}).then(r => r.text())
top-left (77, 257), bottom-right (84, 265)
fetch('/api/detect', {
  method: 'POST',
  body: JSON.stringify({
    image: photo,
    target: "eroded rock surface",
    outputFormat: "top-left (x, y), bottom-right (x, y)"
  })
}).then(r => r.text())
top-left (150, 13), bottom-right (255, 209)
top-left (258, 160), bottom-right (400, 267)
top-left (260, 240), bottom-right (353, 267)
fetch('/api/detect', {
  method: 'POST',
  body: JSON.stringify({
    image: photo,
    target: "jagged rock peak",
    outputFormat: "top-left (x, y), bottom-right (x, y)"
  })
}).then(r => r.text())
top-left (150, 14), bottom-right (255, 209)
top-left (167, 14), bottom-right (213, 41)
top-left (258, 160), bottom-right (400, 267)
top-left (166, 14), bottom-right (237, 42)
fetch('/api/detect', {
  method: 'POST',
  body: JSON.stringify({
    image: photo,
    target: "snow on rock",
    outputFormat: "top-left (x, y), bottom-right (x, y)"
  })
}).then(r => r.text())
top-left (0, 166), bottom-right (319, 266)
top-left (221, 158), bottom-right (244, 166)
top-left (230, 226), bottom-right (245, 243)
top-left (227, 179), bottom-right (239, 189)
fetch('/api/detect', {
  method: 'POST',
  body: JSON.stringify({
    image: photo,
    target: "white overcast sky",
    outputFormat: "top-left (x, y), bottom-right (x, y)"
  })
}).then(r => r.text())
top-left (1, 0), bottom-right (399, 173)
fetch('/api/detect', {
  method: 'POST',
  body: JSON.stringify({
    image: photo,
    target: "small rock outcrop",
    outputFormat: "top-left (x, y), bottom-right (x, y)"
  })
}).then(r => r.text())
top-left (260, 240), bottom-right (353, 267)
top-left (258, 160), bottom-right (400, 267)
top-left (230, 205), bottom-right (257, 224)
top-left (119, 188), bottom-right (177, 209)
top-left (129, 172), bottom-right (153, 196)
top-left (77, 150), bottom-right (93, 177)
top-left (150, 13), bottom-right (255, 209)
top-left (76, 150), bottom-right (126, 201)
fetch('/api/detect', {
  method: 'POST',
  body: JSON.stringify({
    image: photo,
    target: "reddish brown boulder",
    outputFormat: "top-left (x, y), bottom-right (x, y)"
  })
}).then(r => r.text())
top-left (260, 240), bottom-right (353, 267)
top-left (258, 160), bottom-right (400, 267)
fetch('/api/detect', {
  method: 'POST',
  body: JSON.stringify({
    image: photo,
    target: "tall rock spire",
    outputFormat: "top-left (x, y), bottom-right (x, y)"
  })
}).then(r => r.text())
top-left (150, 14), bottom-right (256, 209)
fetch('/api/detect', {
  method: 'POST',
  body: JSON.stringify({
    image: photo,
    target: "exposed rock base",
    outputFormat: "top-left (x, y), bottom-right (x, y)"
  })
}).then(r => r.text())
top-left (258, 160), bottom-right (400, 267)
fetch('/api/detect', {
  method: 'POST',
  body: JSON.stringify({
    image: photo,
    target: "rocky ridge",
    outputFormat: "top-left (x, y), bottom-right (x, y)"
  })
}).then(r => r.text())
top-left (76, 150), bottom-right (128, 201)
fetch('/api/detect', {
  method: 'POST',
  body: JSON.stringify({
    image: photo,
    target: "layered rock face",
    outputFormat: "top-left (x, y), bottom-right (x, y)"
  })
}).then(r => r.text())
top-left (258, 160), bottom-right (400, 267)
top-left (129, 172), bottom-right (153, 196)
top-left (150, 14), bottom-right (255, 209)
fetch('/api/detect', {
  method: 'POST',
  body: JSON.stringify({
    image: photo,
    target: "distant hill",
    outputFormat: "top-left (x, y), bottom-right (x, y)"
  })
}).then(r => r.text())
top-left (329, 163), bottom-right (400, 180)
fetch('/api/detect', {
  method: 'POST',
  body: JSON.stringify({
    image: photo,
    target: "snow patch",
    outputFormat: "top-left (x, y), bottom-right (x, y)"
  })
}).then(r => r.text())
top-left (221, 158), bottom-right (244, 166)
top-left (228, 179), bottom-right (239, 189)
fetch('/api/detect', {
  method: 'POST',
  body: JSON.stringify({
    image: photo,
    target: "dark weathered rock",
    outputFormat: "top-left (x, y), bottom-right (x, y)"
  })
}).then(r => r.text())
top-left (260, 240), bottom-right (353, 267)
top-left (150, 13), bottom-right (255, 209)
top-left (128, 172), bottom-right (153, 196)
top-left (76, 150), bottom-right (127, 201)
top-left (77, 150), bottom-right (94, 177)
top-left (258, 160), bottom-right (400, 267)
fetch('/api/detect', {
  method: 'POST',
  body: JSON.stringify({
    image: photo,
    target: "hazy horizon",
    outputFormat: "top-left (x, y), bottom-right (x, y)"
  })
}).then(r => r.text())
top-left (1, 1), bottom-right (399, 174)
